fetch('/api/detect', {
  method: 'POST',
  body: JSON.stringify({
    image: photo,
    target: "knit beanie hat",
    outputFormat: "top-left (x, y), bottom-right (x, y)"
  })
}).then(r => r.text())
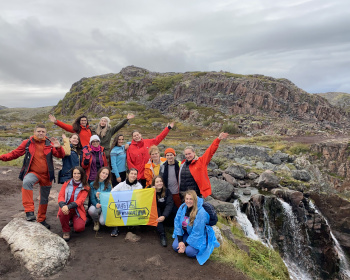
top-left (164, 148), bottom-right (176, 156)
top-left (90, 135), bottom-right (100, 144)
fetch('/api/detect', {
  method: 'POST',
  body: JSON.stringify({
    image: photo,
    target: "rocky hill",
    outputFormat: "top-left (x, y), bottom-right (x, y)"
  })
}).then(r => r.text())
top-left (53, 66), bottom-right (350, 136)
top-left (316, 92), bottom-right (350, 113)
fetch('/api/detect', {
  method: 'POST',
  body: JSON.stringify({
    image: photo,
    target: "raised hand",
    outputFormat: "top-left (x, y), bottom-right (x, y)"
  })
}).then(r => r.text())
top-left (48, 114), bottom-right (57, 123)
top-left (50, 137), bottom-right (61, 148)
top-left (167, 122), bottom-right (175, 128)
top-left (127, 113), bottom-right (135, 120)
top-left (218, 132), bottom-right (229, 140)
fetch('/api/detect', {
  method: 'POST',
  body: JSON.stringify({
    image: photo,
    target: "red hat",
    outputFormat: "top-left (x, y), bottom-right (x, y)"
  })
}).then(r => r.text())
top-left (164, 148), bottom-right (176, 156)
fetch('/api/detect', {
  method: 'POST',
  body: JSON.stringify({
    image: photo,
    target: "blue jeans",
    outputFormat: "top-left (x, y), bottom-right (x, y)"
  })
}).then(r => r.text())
top-left (172, 233), bottom-right (199, 258)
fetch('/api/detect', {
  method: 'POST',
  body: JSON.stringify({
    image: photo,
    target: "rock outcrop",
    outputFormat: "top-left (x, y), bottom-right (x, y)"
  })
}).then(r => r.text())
top-left (53, 66), bottom-right (350, 136)
top-left (0, 218), bottom-right (70, 277)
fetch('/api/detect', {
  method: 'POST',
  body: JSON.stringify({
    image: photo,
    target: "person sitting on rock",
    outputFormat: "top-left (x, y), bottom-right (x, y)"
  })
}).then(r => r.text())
top-left (110, 168), bottom-right (143, 237)
top-left (151, 176), bottom-right (174, 247)
top-left (144, 145), bottom-right (166, 187)
top-left (127, 122), bottom-right (174, 187)
top-left (172, 190), bottom-right (220, 265)
top-left (58, 166), bottom-right (90, 241)
top-left (0, 124), bottom-right (65, 229)
top-left (88, 167), bottom-right (112, 232)
top-left (179, 132), bottom-right (229, 199)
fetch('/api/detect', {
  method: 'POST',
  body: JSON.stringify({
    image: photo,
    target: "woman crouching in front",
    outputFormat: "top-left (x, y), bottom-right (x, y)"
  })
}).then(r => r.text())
top-left (58, 166), bottom-right (90, 241)
top-left (172, 190), bottom-right (220, 265)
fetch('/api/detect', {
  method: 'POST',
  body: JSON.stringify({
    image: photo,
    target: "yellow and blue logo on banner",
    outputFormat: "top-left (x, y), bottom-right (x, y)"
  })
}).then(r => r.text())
top-left (100, 188), bottom-right (158, 227)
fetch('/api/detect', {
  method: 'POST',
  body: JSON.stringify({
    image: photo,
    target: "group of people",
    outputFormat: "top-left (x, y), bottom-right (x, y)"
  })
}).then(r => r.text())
top-left (0, 113), bottom-right (228, 265)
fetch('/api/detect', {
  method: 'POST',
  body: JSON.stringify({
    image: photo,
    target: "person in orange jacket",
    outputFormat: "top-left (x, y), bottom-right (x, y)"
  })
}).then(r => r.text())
top-left (58, 166), bottom-right (90, 241)
top-left (0, 124), bottom-right (65, 229)
top-left (179, 132), bottom-right (229, 199)
top-left (144, 145), bottom-right (166, 187)
top-left (127, 122), bottom-right (174, 187)
top-left (49, 114), bottom-right (92, 147)
top-left (81, 135), bottom-right (108, 183)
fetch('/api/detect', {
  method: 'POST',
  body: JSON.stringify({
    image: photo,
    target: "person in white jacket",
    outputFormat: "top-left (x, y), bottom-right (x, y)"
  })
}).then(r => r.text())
top-left (110, 168), bottom-right (142, 236)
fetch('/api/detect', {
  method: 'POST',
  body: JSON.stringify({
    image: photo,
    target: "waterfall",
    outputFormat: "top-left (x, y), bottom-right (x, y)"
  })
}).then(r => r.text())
top-left (233, 200), bottom-right (260, 241)
top-left (309, 201), bottom-right (350, 279)
top-left (278, 199), bottom-right (314, 280)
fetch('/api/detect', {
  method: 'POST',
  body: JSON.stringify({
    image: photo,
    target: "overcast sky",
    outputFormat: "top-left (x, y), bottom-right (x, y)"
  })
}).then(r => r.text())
top-left (1, 0), bottom-right (349, 108)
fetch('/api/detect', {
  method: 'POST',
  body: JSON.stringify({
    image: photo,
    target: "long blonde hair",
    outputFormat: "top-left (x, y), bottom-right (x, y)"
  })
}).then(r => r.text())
top-left (184, 190), bottom-right (198, 226)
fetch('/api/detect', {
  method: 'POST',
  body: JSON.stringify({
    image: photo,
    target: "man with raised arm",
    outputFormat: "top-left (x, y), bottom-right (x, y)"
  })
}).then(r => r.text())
top-left (0, 124), bottom-right (65, 229)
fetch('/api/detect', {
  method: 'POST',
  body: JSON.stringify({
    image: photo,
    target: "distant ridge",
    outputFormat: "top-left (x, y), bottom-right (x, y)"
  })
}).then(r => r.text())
top-left (52, 66), bottom-right (350, 136)
top-left (316, 92), bottom-right (350, 113)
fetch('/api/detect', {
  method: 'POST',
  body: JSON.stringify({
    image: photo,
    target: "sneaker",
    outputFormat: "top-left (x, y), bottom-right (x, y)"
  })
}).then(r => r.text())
top-left (93, 221), bottom-right (100, 231)
top-left (39, 220), bottom-right (51, 229)
top-left (111, 227), bottom-right (119, 237)
top-left (160, 234), bottom-right (167, 247)
top-left (25, 212), bottom-right (36, 221)
top-left (63, 232), bottom-right (70, 242)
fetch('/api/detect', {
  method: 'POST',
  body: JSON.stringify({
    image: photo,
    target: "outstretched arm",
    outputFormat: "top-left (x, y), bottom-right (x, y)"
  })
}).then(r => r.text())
top-left (201, 132), bottom-right (229, 166)
top-left (0, 140), bottom-right (28, 161)
top-left (152, 122), bottom-right (175, 146)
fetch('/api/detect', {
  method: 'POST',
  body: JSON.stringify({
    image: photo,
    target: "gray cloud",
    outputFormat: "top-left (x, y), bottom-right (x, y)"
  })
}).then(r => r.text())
top-left (0, 0), bottom-right (349, 107)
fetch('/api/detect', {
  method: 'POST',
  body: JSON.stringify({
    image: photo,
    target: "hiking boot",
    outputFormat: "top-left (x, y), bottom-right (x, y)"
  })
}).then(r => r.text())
top-left (25, 212), bottom-right (36, 221)
top-left (111, 227), bottom-right (119, 237)
top-left (160, 234), bottom-right (167, 247)
top-left (93, 221), bottom-right (100, 231)
top-left (63, 232), bottom-right (70, 242)
top-left (39, 220), bottom-right (51, 229)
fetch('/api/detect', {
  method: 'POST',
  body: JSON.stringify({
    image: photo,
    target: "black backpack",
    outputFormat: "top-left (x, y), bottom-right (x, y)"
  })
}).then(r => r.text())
top-left (202, 202), bottom-right (218, 226)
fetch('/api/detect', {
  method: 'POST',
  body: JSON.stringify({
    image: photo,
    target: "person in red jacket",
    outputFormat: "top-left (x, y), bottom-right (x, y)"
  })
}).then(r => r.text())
top-left (58, 166), bottom-right (90, 241)
top-left (179, 132), bottom-right (229, 199)
top-left (48, 114), bottom-right (92, 147)
top-left (127, 122), bottom-right (174, 187)
top-left (0, 124), bottom-right (65, 228)
top-left (81, 135), bottom-right (108, 183)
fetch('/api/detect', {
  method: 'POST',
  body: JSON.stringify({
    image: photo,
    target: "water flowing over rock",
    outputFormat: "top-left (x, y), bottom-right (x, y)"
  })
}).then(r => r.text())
top-left (0, 218), bottom-right (70, 277)
top-left (243, 193), bottom-right (342, 279)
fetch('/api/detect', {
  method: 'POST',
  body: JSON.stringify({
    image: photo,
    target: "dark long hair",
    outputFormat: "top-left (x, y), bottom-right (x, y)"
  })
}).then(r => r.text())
top-left (111, 134), bottom-right (124, 149)
top-left (72, 115), bottom-right (90, 134)
top-left (93, 167), bottom-right (111, 191)
top-left (71, 166), bottom-right (88, 187)
top-left (151, 175), bottom-right (166, 198)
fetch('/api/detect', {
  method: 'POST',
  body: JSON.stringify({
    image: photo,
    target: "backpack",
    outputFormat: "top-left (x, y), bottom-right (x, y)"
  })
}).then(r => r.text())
top-left (182, 201), bottom-right (218, 226)
top-left (202, 202), bottom-right (218, 226)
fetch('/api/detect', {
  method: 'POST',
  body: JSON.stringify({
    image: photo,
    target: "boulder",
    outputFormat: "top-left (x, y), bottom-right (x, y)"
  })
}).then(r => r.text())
top-left (208, 161), bottom-right (218, 170)
top-left (212, 225), bottom-right (223, 244)
top-left (206, 199), bottom-right (237, 217)
top-left (257, 170), bottom-right (280, 190)
top-left (0, 218), bottom-right (69, 277)
top-left (222, 172), bottom-right (239, 186)
top-left (224, 164), bottom-right (247, 179)
top-left (125, 232), bottom-right (141, 242)
top-left (292, 170), bottom-right (312, 182)
top-left (234, 145), bottom-right (271, 162)
top-left (247, 172), bottom-right (259, 180)
top-left (210, 177), bottom-right (235, 201)
top-left (270, 151), bottom-right (290, 164)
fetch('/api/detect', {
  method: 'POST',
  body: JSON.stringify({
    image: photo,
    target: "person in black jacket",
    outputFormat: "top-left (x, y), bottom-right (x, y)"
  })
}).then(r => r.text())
top-left (159, 148), bottom-right (181, 208)
top-left (151, 176), bottom-right (174, 247)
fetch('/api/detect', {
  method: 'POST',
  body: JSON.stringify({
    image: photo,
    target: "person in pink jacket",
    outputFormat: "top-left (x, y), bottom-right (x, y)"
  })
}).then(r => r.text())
top-left (127, 122), bottom-right (174, 187)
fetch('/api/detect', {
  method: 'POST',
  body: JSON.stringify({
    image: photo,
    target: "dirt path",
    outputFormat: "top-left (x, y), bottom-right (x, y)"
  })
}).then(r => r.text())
top-left (0, 166), bottom-right (249, 280)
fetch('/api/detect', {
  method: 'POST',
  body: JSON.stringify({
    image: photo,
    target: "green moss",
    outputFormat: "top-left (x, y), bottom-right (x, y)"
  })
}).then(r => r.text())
top-left (222, 122), bottom-right (239, 134)
top-left (152, 74), bottom-right (183, 92)
top-left (212, 221), bottom-right (289, 280)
